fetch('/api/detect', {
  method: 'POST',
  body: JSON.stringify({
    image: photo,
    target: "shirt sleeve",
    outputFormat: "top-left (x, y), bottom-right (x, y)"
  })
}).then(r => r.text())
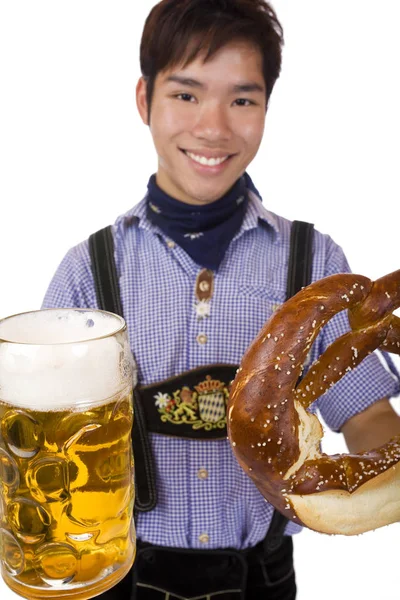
top-left (41, 240), bottom-right (98, 310)
top-left (313, 237), bottom-right (400, 432)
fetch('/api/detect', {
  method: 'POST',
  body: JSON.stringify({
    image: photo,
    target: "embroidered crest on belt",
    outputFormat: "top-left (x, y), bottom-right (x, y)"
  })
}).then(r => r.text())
top-left (154, 375), bottom-right (228, 431)
top-left (137, 365), bottom-right (238, 439)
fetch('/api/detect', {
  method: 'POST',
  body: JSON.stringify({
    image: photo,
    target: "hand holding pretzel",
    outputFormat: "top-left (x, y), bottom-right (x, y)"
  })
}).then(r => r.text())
top-left (228, 270), bottom-right (400, 535)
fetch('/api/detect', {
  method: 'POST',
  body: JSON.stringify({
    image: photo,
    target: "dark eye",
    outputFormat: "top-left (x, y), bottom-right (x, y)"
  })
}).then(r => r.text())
top-left (176, 93), bottom-right (195, 102)
top-left (234, 99), bottom-right (255, 107)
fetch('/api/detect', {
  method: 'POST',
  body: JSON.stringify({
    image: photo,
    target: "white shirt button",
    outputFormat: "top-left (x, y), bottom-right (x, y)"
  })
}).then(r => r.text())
top-left (199, 280), bottom-right (210, 292)
top-left (196, 333), bottom-right (208, 345)
top-left (166, 240), bottom-right (176, 249)
top-left (197, 468), bottom-right (208, 480)
top-left (198, 533), bottom-right (209, 544)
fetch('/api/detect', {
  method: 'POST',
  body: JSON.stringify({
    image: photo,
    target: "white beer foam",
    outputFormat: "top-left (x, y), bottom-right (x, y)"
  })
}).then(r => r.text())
top-left (0, 309), bottom-right (135, 410)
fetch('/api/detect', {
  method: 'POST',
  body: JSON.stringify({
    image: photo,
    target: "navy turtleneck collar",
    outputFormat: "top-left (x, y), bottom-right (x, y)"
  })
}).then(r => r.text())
top-left (146, 173), bottom-right (258, 271)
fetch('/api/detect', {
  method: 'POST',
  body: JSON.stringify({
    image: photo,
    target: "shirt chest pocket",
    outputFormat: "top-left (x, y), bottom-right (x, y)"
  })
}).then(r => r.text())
top-left (237, 284), bottom-right (317, 374)
top-left (237, 284), bottom-right (286, 324)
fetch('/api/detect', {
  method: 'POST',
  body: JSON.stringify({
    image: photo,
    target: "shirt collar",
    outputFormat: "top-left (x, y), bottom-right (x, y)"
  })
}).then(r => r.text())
top-left (238, 188), bottom-right (281, 240)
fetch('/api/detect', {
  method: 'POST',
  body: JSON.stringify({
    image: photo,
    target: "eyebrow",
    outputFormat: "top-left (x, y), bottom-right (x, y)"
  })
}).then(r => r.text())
top-left (165, 75), bottom-right (265, 94)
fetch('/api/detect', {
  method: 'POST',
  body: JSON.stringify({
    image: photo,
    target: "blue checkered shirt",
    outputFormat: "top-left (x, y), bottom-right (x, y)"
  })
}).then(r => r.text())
top-left (42, 186), bottom-right (400, 550)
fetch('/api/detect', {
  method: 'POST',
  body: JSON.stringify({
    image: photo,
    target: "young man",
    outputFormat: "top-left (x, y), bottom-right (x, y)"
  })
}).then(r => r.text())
top-left (43, 1), bottom-right (400, 598)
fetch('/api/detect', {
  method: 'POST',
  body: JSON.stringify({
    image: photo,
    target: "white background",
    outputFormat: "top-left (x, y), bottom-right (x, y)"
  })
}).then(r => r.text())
top-left (0, 1), bottom-right (399, 599)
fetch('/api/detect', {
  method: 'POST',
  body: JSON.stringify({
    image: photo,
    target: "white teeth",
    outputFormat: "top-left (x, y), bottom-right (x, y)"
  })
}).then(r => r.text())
top-left (185, 151), bottom-right (229, 167)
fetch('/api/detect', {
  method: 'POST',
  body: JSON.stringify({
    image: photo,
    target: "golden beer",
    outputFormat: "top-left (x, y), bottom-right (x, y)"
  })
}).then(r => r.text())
top-left (0, 309), bottom-right (136, 599)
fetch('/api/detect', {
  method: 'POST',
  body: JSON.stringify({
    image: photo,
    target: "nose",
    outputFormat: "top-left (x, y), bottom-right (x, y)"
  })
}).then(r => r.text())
top-left (191, 102), bottom-right (232, 143)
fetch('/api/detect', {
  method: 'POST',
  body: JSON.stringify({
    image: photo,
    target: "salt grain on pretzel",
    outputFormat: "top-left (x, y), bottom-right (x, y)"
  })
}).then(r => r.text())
top-left (228, 270), bottom-right (400, 535)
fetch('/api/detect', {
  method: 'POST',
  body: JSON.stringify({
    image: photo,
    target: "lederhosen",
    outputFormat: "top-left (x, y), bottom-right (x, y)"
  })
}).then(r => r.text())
top-left (88, 220), bottom-right (314, 600)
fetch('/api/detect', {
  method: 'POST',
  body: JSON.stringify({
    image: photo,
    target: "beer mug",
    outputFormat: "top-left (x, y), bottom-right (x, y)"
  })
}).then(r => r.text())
top-left (0, 309), bottom-right (136, 599)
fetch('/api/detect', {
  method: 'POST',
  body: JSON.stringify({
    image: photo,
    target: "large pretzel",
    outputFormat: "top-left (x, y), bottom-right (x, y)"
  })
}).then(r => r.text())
top-left (228, 270), bottom-right (400, 535)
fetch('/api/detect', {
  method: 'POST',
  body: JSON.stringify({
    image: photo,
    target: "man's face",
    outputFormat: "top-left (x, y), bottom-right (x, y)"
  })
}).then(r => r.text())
top-left (136, 41), bottom-right (267, 205)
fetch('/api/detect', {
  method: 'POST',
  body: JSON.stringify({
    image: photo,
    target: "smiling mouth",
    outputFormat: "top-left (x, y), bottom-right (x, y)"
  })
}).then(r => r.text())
top-left (180, 149), bottom-right (234, 167)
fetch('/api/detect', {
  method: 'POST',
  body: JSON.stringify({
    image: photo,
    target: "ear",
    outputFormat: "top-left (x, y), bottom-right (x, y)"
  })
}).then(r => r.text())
top-left (136, 77), bottom-right (149, 125)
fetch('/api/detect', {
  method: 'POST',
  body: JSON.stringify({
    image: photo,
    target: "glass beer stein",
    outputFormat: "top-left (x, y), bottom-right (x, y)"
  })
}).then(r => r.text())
top-left (0, 309), bottom-right (136, 599)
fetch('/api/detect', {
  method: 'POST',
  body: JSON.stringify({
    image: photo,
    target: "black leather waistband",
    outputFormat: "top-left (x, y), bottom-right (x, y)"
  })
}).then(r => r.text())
top-left (137, 364), bottom-right (238, 439)
top-left (99, 535), bottom-right (295, 600)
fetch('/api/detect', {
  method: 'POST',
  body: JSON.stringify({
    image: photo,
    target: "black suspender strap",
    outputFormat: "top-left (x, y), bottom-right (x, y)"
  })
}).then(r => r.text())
top-left (88, 226), bottom-right (157, 512)
top-left (89, 226), bottom-right (124, 318)
top-left (130, 389), bottom-right (158, 512)
top-left (286, 220), bottom-right (314, 299)
top-left (266, 219), bottom-right (315, 552)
